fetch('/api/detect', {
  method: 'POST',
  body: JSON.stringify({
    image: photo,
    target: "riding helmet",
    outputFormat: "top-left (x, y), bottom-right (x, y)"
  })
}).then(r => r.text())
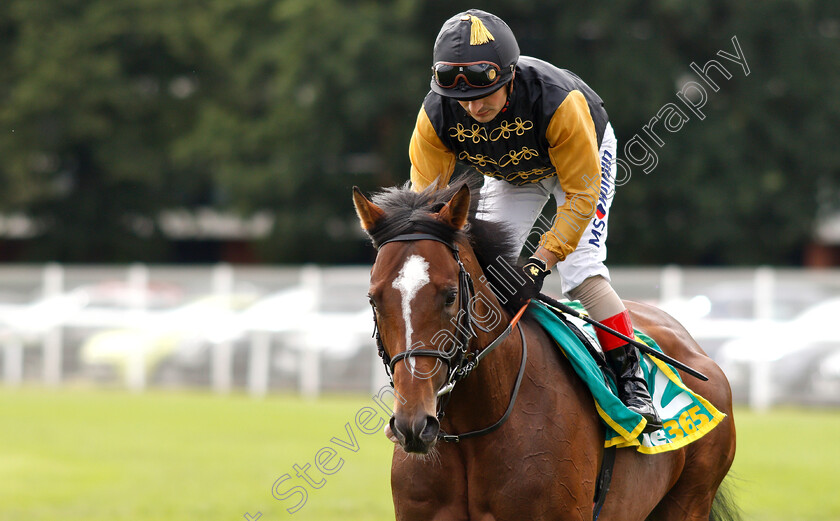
top-left (430, 9), bottom-right (520, 100)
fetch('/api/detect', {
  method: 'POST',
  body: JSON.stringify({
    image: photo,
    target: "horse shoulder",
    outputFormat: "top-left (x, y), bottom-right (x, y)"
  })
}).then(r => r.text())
top-left (522, 319), bottom-right (605, 460)
top-left (486, 321), bottom-right (605, 515)
top-left (522, 319), bottom-right (602, 415)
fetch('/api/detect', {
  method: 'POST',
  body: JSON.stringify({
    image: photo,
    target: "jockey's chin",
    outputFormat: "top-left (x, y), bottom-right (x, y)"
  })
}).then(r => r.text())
top-left (457, 85), bottom-right (508, 123)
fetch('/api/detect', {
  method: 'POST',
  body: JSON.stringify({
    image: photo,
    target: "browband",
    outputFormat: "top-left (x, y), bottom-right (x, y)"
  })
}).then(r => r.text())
top-left (377, 233), bottom-right (457, 252)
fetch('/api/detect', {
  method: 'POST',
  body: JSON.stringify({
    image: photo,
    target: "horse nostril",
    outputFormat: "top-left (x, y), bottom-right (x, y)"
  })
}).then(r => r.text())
top-left (390, 416), bottom-right (407, 444)
top-left (419, 415), bottom-right (440, 443)
top-left (392, 412), bottom-right (439, 452)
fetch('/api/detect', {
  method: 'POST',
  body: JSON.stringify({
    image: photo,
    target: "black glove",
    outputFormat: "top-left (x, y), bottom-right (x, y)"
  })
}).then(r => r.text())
top-left (509, 257), bottom-right (550, 310)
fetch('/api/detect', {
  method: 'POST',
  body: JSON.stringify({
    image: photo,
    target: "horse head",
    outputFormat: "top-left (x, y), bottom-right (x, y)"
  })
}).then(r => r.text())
top-left (353, 183), bottom-right (478, 454)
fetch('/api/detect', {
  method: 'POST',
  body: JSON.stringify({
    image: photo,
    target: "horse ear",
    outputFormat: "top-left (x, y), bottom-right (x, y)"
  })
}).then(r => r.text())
top-left (437, 184), bottom-right (471, 230)
top-left (352, 186), bottom-right (385, 230)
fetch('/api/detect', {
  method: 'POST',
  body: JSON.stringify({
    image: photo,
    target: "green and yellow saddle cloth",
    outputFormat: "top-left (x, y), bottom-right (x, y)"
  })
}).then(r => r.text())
top-left (529, 300), bottom-right (725, 454)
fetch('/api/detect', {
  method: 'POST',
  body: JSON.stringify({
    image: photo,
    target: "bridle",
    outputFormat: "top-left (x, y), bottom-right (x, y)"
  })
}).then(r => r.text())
top-left (370, 232), bottom-right (528, 442)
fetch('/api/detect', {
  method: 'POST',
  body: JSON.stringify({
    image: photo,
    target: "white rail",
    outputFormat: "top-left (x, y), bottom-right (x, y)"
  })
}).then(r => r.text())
top-left (0, 264), bottom-right (838, 408)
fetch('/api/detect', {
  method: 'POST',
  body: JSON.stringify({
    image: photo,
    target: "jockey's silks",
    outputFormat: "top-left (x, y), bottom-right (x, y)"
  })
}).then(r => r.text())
top-left (410, 56), bottom-right (610, 260)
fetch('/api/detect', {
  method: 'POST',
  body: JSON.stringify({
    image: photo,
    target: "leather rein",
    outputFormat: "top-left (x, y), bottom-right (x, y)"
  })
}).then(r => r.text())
top-left (370, 233), bottom-right (528, 442)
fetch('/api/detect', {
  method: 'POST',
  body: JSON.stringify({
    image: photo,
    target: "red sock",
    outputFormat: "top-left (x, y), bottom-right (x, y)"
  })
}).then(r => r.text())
top-left (595, 310), bottom-right (634, 352)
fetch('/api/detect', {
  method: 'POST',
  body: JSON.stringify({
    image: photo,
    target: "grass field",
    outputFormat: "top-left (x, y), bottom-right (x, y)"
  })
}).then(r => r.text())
top-left (1, 387), bottom-right (838, 521)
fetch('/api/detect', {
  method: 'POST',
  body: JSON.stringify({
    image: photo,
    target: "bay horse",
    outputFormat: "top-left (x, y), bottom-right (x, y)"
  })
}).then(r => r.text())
top-left (352, 181), bottom-right (738, 521)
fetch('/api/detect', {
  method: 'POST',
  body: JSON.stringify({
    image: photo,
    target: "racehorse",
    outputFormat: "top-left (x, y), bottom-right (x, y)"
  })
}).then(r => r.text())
top-left (352, 181), bottom-right (738, 521)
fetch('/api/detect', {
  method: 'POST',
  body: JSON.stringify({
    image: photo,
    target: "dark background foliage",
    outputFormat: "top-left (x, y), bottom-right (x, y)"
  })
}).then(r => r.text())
top-left (0, 0), bottom-right (837, 264)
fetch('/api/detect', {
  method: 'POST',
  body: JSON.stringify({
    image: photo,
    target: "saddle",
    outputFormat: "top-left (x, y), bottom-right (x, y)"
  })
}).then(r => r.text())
top-left (529, 300), bottom-right (726, 453)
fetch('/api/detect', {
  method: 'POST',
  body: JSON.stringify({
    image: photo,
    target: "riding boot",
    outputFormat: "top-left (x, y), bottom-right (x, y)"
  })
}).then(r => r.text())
top-left (596, 310), bottom-right (663, 434)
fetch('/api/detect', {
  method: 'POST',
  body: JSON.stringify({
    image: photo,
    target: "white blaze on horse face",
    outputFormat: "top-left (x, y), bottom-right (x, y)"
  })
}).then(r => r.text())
top-left (392, 254), bottom-right (430, 375)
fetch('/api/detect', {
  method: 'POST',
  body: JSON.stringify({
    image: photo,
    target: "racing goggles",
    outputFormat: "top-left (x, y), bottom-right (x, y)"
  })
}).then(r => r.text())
top-left (432, 61), bottom-right (503, 89)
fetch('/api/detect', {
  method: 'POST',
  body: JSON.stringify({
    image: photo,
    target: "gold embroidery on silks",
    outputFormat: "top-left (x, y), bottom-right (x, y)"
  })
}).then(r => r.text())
top-left (499, 147), bottom-right (539, 167)
top-left (489, 118), bottom-right (533, 141)
top-left (475, 167), bottom-right (554, 184)
top-left (447, 118), bottom-right (546, 183)
top-left (448, 118), bottom-right (535, 143)
top-left (449, 123), bottom-right (489, 143)
top-left (459, 147), bottom-right (539, 169)
top-left (500, 167), bottom-right (553, 183)
top-left (457, 151), bottom-right (498, 167)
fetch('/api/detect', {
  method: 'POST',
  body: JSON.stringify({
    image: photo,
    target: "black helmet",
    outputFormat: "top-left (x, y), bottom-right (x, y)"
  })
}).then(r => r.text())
top-left (430, 9), bottom-right (520, 100)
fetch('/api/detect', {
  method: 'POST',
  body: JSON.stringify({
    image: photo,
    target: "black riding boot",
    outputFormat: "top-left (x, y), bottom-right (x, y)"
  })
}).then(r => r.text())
top-left (605, 345), bottom-right (663, 433)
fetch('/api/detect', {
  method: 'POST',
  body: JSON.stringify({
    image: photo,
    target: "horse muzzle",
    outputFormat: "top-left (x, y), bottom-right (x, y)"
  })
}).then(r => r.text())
top-left (390, 413), bottom-right (440, 454)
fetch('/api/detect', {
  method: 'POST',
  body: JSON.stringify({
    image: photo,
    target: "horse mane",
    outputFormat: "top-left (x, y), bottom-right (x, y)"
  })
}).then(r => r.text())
top-left (366, 175), bottom-right (520, 314)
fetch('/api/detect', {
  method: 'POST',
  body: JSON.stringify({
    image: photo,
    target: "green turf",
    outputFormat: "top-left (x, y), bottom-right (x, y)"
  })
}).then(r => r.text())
top-left (0, 388), bottom-right (837, 521)
top-left (0, 387), bottom-right (394, 521)
top-left (729, 407), bottom-right (840, 521)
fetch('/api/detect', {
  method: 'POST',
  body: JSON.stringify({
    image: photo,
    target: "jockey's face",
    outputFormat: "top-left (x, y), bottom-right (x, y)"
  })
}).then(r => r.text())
top-left (457, 84), bottom-right (508, 123)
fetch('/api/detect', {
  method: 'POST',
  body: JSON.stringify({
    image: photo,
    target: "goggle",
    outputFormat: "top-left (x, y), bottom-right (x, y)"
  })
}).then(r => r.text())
top-left (432, 61), bottom-right (503, 89)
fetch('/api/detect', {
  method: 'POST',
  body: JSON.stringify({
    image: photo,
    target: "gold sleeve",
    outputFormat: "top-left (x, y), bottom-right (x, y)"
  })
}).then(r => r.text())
top-left (540, 90), bottom-right (602, 260)
top-left (409, 106), bottom-right (456, 192)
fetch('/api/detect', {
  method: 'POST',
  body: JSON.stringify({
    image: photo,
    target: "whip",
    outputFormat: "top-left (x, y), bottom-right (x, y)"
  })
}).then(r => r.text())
top-left (536, 293), bottom-right (709, 382)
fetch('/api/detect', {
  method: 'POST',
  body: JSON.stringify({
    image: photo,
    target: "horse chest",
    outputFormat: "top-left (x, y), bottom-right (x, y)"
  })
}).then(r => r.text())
top-left (393, 434), bottom-right (600, 521)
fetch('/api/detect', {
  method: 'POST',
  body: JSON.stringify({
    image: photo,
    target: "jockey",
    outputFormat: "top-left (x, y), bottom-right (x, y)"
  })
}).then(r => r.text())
top-left (409, 9), bottom-right (662, 432)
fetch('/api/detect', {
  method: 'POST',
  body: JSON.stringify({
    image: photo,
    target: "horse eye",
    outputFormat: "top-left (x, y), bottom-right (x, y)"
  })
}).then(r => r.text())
top-left (368, 296), bottom-right (377, 309)
top-left (444, 289), bottom-right (457, 307)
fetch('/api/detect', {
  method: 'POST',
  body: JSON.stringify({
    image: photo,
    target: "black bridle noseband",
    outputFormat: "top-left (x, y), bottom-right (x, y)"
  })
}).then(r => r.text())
top-left (370, 233), bottom-right (528, 442)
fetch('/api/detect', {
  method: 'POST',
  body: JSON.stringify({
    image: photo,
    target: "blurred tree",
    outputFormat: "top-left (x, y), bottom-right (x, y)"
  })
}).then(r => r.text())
top-left (0, 0), bottom-right (211, 260)
top-left (588, 0), bottom-right (840, 265)
top-left (0, 0), bottom-right (428, 262)
top-left (169, 0), bottom-right (430, 263)
top-left (0, 0), bottom-right (837, 265)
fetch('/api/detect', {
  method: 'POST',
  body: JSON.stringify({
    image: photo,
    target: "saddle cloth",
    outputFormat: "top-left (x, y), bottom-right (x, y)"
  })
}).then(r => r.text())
top-left (529, 300), bottom-right (726, 454)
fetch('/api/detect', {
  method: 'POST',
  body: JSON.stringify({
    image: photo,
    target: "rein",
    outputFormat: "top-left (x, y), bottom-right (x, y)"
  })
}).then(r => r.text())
top-left (371, 232), bottom-right (528, 442)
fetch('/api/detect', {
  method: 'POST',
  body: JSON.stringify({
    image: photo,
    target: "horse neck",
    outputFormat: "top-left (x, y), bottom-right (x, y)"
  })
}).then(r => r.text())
top-left (441, 249), bottom-right (525, 432)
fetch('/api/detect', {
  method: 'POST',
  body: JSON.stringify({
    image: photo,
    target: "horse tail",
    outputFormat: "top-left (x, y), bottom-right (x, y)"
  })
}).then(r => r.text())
top-left (709, 477), bottom-right (742, 521)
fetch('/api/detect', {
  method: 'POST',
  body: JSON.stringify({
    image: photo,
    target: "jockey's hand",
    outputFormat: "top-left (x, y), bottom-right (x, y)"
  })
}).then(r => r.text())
top-left (509, 257), bottom-right (550, 310)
